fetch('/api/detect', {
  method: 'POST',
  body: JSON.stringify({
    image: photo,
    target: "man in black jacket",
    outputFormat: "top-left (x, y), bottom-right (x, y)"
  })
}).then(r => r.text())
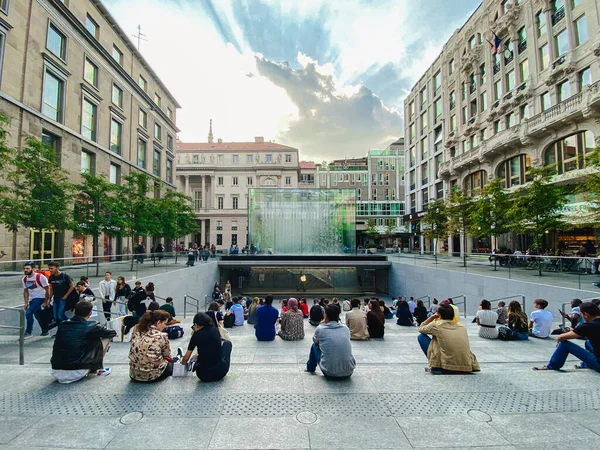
top-left (51, 301), bottom-right (116, 383)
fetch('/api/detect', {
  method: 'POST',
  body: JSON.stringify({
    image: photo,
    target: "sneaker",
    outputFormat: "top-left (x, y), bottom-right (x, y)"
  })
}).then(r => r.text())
top-left (177, 347), bottom-right (183, 358)
top-left (171, 356), bottom-right (180, 364)
top-left (96, 368), bottom-right (111, 377)
top-left (24, 333), bottom-right (32, 339)
top-left (40, 331), bottom-right (49, 337)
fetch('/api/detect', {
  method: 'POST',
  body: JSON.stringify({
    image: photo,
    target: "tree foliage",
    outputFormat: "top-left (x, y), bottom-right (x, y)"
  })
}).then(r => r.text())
top-left (421, 199), bottom-right (448, 241)
top-left (471, 178), bottom-right (512, 241)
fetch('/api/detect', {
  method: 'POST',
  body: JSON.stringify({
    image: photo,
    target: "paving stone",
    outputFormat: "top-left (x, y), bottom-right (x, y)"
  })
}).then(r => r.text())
top-left (308, 417), bottom-right (411, 448)
top-left (209, 417), bottom-right (310, 449)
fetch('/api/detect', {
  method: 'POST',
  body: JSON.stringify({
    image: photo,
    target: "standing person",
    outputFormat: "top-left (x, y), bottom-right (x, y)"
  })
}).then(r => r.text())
top-left (47, 261), bottom-right (75, 325)
top-left (98, 272), bottom-right (117, 321)
top-left (529, 298), bottom-right (553, 339)
top-left (278, 298), bottom-right (305, 341)
top-left (129, 310), bottom-right (175, 382)
top-left (115, 276), bottom-right (131, 317)
top-left (50, 301), bottom-right (116, 383)
top-left (367, 299), bottom-right (385, 339)
top-left (128, 282), bottom-right (156, 317)
top-left (534, 302), bottom-right (600, 372)
top-left (417, 303), bottom-right (480, 374)
top-left (413, 299), bottom-right (428, 325)
top-left (476, 299), bottom-right (499, 339)
top-left (135, 241), bottom-right (146, 264)
top-left (407, 297), bottom-right (417, 314)
top-left (345, 298), bottom-right (369, 340)
top-left (306, 305), bottom-right (356, 379)
top-left (255, 295), bottom-right (279, 341)
top-left (75, 281), bottom-right (95, 300)
top-left (155, 243), bottom-right (164, 262)
top-left (225, 280), bottom-right (231, 295)
top-left (23, 262), bottom-right (51, 338)
top-left (180, 312), bottom-right (232, 382)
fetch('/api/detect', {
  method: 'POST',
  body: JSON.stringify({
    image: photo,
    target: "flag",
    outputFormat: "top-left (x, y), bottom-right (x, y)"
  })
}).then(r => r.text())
top-left (486, 33), bottom-right (502, 53)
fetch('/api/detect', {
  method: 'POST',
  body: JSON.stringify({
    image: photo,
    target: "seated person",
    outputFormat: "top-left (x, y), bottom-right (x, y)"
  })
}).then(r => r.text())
top-left (299, 298), bottom-right (309, 318)
top-left (278, 298), bottom-right (305, 341)
top-left (148, 301), bottom-right (160, 311)
top-left (534, 302), bottom-right (600, 372)
top-left (496, 301), bottom-right (508, 325)
top-left (417, 303), bottom-right (480, 374)
top-left (128, 282), bottom-right (155, 318)
top-left (309, 299), bottom-right (325, 326)
top-left (159, 297), bottom-right (176, 318)
top-left (50, 301), bottom-right (116, 383)
top-left (380, 299), bottom-right (394, 320)
top-left (345, 298), bottom-right (369, 340)
top-left (413, 300), bottom-right (428, 325)
top-left (306, 305), bottom-right (356, 380)
top-left (206, 301), bottom-right (225, 327)
top-left (445, 299), bottom-right (460, 322)
top-left (476, 299), bottom-right (498, 339)
top-left (281, 299), bottom-right (289, 313)
top-left (229, 297), bottom-right (245, 326)
top-left (396, 300), bottom-right (414, 326)
top-left (255, 295), bottom-right (279, 341)
top-left (367, 299), bottom-right (385, 339)
top-left (129, 310), bottom-right (175, 382)
top-left (247, 297), bottom-right (260, 325)
top-left (559, 298), bottom-right (584, 330)
top-left (529, 298), bottom-right (553, 339)
top-left (498, 301), bottom-right (529, 341)
top-left (428, 298), bottom-right (439, 317)
top-left (181, 312), bottom-right (232, 382)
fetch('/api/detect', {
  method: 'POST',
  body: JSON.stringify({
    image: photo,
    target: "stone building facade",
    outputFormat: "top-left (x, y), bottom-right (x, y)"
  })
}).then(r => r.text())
top-left (0, 0), bottom-right (179, 261)
top-left (404, 0), bottom-right (600, 254)
top-left (176, 133), bottom-right (300, 251)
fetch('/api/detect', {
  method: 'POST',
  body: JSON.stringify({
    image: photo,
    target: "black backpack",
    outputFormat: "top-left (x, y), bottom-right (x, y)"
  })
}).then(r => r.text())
top-left (309, 305), bottom-right (323, 322)
top-left (165, 325), bottom-right (184, 340)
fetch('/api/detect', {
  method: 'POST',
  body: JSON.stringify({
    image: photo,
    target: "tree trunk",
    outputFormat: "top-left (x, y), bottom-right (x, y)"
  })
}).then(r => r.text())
top-left (462, 227), bottom-right (467, 268)
top-left (130, 235), bottom-right (135, 271)
top-left (93, 234), bottom-right (99, 277)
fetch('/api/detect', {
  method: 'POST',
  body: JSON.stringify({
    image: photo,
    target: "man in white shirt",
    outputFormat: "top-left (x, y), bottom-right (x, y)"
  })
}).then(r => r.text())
top-left (529, 298), bottom-right (554, 339)
top-left (408, 297), bottom-right (416, 314)
top-left (23, 262), bottom-right (50, 337)
top-left (98, 272), bottom-right (117, 322)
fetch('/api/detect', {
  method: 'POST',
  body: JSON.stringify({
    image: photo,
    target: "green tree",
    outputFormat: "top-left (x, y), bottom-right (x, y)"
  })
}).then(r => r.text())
top-left (446, 189), bottom-right (475, 267)
top-left (0, 114), bottom-right (14, 225)
top-left (159, 190), bottom-right (199, 262)
top-left (73, 173), bottom-right (119, 275)
top-left (421, 199), bottom-right (448, 263)
top-left (579, 147), bottom-right (600, 224)
top-left (364, 218), bottom-right (379, 247)
top-left (4, 136), bottom-right (73, 264)
top-left (471, 178), bottom-right (512, 270)
top-left (509, 167), bottom-right (566, 275)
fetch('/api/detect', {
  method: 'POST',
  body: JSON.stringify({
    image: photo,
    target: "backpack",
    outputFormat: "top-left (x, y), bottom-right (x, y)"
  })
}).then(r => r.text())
top-left (309, 305), bottom-right (324, 322)
top-left (165, 325), bottom-right (184, 340)
top-left (23, 272), bottom-right (44, 288)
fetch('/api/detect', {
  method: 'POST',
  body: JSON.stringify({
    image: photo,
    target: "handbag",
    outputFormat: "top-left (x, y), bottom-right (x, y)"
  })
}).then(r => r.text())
top-left (211, 311), bottom-right (231, 342)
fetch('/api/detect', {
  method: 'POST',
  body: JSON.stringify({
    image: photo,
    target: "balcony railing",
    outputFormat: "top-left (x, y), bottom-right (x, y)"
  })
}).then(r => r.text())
top-left (504, 51), bottom-right (514, 65)
top-left (552, 55), bottom-right (566, 70)
top-left (551, 6), bottom-right (565, 25)
top-left (493, 62), bottom-right (501, 74)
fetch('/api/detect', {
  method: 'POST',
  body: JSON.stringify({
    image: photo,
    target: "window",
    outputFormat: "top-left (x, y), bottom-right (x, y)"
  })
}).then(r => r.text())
top-left (167, 107), bottom-right (173, 120)
top-left (81, 150), bottom-right (94, 174)
top-left (217, 197), bottom-right (224, 209)
top-left (494, 79), bottom-right (502, 101)
top-left (111, 84), bottom-right (123, 107)
top-left (194, 191), bottom-right (203, 210)
top-left (433, 71), bottom-right (441, 94)
top-left (85, 15), bottom-right (98, 39)
top-left (42, 130), bottom-right (60, 154)
top-left (470, 134), bottom-right (478, 148)
top-left (410, 123), bottom-right (416, 142)
top-left (167, 134), bottom-right (173, 152)
top-left (539, 44), bottom-right (549, 71)
top-left (372, 188), bottom-right (377, 200)
top-left (494, 120), bottom-right (502, 134)
top-left (421, 113), bottom-right (428, 133)
top-left (232, 154), bottom-right (239, 164)
top-left (41, 69), bottom-right (64, 122)
top-left (112, 45), bottom-right (123, 65)
top-left (462, 106), bottom-right (467, 125)
top-left (450, 115), bottom-right (456, 131)
top-left (480, 92), bottom-right (488, 111)
top-left (81, 98), bottom-right (97, 141)
top-left (218, 177), bottom-right (224, 186)
top-left (580, 67), bottom-right (592, 88)
top-left (420, 87), bottom-right (427, 107)
top-left (47, 23), bottom-right (66, 60)
top-left (216, 234), bottom-right (223, 245)
top-left (449, 58), bottom-right (455, 74)
top-left (507, 112), bottom-right (516, 128)
top-left (285, 176), bottom-right (291, 185)
top-left (449, 91), bottom-right (456, 109)
top-left (504, 41), bottom-right (514, 64)
top-left (558, 80), bottom-right (571, 102)
top-left (153, 149), bottom-right (160, 176)
top-left (285, 154), bottom-right (292, 163)
top-left (409, 101), bottom-right (415, 118)
top-left (480, 63), bottom-right (486, 85)
top-left (480, 128), bottom-right (488, 142)
top-left (520, 103), bottom-right (529, 120)
top-left (468, 35), bottom-right (476, 49)
top-left (247, 154), bottom-right (254, 163)
top-left (462, 140), bottom-right (468, 154)
top-left (266, 154), bottom-right (272, 163)
top-left (519, 59), bottom-right (529, 83)
top-left (232, 197), bottom-right (239, 209)
top-left (537, 11), bottom-right (547, 36)
top-left (555, 29), bottom-right (569, 57)
top-left (0, 0), bottom-right (9, 13)
top-left (166, 159), bottom-right (172, 184)
top-left (137, 139), bottom-right (146, 168)
top-left (356, 188), bottom-right (361, 200)
top-left (232, 177), bottom-right (238, 186)
top-left (84, 58), bottom-right (98, 87)
top-left (541, 91), bottom-right (551, 111)
top-left (517, 27), bottom-right (526, 47)
top-left (139, 109), bottom-right (147, 128)
top-left (154, 123), bottom-right (161, 141)
top-left (506, 70), bottom-right (515, 92)
top-left (575, 15), bottom-right (588, 46)
top-left (247, 177), bottom-right (253, 185)
top-left (409, 147), bottom-right (416, 166)
top-left (434, 99), bottom-right (442, 121)
top-left (572, 0), bottom-right (582, 7)
top-left (544, 131), bottom-right (595, 174)
top-left (421, 162), bottom-right (428, 185)
top-left (462, 82), bottom-right (467, 100)
top-left (463, 170), bottom-right (487, 196)
top-left (409, 171), bottom-right (415, 190)
top-left (110, 118), bottom-right (121, 154)
top-left (109, 164), bottom-right (119, 184)
top-left (138, 75), bottom-right (147, 92)
top-left (493, 53), bottom-right (501, 74)
top-left (421, 137), bottom-right (429, 161)
top-left (552, 0), bottom-right (565, 24)
top-left (435, 181), bottom-right (444, 199)
top-left (435, 153), bottom-right (443, 178)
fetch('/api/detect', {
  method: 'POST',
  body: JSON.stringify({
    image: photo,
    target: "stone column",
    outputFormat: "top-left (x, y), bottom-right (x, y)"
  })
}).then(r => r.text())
top-left (201, 175), bottom-right (206, 210)
top-left (448, 236), bottom-right (454, 257)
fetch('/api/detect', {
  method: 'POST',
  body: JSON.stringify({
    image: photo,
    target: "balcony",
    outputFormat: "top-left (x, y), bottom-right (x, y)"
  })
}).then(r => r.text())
top-left (438, 160), bottom-right (451, 177)
top-left (461, 44), bottom-right (482, 74)
top-left (546, 53), bottom-right (577, 86)
top-left (480, 124), bottom-right (523, 160)
top-left (526, 90), bottom-right (587, 136)
top-left (492, 5), bottom-right (521, 36)
top-left (551, 6), bottom-right (565, 25)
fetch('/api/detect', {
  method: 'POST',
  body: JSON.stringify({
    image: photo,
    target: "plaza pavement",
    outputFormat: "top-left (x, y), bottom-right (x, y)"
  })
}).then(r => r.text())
top-left (0, 306), bottom-right (599, 450)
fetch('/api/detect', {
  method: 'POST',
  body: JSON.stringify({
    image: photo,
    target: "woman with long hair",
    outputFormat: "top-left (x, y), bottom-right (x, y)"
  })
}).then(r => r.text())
top-left (129, 310), bottom-right (175, 382)
top-left (413, 299), bottom-right (428, 325)
top-left (499, 301), bottom-right (529, 341)
top-left (247, 297), bottom-right (260, 325)
top-left (396, 300), bottom-right (414, 327)
top-left (207, 301), bottom-right (224, 327)
top-left (115, 276), bottom-right (131, 317)
top-left (367, 299), bottom-right (385, 338)
top-left (278, 298), bottom-right (305, 341)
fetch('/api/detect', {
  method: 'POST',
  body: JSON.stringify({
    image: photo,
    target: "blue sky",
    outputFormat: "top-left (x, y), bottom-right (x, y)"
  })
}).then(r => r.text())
top-left (104, 0), bottom-right (481, 161)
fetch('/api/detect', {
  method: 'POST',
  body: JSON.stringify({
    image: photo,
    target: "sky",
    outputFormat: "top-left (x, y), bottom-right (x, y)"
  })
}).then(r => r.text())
top-left (104, 0), bottom-right (482, 161)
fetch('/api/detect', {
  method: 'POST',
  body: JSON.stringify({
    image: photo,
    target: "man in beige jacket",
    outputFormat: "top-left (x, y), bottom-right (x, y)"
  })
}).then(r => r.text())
top-left (418, 303), bottom-right (480, 374)
top-left (345, 299), bottom-right (369, 340)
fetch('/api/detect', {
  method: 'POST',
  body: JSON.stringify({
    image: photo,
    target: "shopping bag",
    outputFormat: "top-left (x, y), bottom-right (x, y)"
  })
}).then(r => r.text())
top-left (106, 317), bottom-right (123, 332)
top-left (39, 306), bottom-right (57, 331)
top-left (172, 362), bottom-right (190, 377)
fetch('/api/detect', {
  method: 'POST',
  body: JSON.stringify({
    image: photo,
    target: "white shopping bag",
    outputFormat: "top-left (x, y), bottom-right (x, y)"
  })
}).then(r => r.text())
top-left (172, 362), bottom-right (190, 377)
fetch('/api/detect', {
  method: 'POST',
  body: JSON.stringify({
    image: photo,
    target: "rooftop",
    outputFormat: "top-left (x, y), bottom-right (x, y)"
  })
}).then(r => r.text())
top-left (299, 161), bottom-right (317, 169)
top-left (177, 142), bottom-right (298, 152)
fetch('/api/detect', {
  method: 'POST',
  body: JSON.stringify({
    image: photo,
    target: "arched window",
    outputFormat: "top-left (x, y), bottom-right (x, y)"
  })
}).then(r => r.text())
top-left (544, 131), bottom-right (595, 175)
top-left (262, 177), bottom-right (277, 186)
top-left (464, 170), bottom-right (487, 196)
top-left (496, 154), bottom-right (531, 188)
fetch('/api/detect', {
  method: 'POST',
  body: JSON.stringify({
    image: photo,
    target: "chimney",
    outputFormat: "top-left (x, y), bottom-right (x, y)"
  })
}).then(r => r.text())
top-left (255, 136), bottom-right (264, 143)
top-left (218, 138), bottom-right (223, 143)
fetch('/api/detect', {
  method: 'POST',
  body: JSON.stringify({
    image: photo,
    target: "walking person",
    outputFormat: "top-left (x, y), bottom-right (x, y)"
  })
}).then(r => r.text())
top-left (99, 272), bottom-right (117, 321)
top-left (23, 262), bottom-right (51, 338)
top-left (47, 261), bottom-right (75, 325)
top-left (115, 276), bottom-right (131, 317)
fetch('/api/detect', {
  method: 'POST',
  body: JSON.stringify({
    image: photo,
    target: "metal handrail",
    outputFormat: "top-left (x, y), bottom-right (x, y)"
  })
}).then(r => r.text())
top-left (560, 302), bottom-right (571, 327)
top-left (0, 305), bottom-right (25, 365)
top-left (448, 295), bottom-right (467, 318)
top-left (487, 295), bottom-right (526, 314)
top-left (183, 294), bottom-right (201, 318)
top-left (415, 295), bottom-right (431, 309)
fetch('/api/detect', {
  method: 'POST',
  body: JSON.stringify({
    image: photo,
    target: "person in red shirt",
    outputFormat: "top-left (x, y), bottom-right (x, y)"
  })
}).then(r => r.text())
top-left (299, 298), bottom-right (309, 318)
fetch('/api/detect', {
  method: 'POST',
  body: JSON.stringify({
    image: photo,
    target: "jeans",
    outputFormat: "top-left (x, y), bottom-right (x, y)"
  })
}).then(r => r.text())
top-left (196, 341), bottom-right (232, 382)
top-left (117, 297), bottom-right (127, 316)
top-left (547, 340), bottom-right (600, 371)
top-left (418, 333), bottom-right (431, 356)
top-left (53, 298), bottom-right (68, 323)
top-left (25, 297), bottom-right (46, 334)
top-left (103, 301), bottom-right (113, 321)
top-left (306, 343), bottom-right (350, 380)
